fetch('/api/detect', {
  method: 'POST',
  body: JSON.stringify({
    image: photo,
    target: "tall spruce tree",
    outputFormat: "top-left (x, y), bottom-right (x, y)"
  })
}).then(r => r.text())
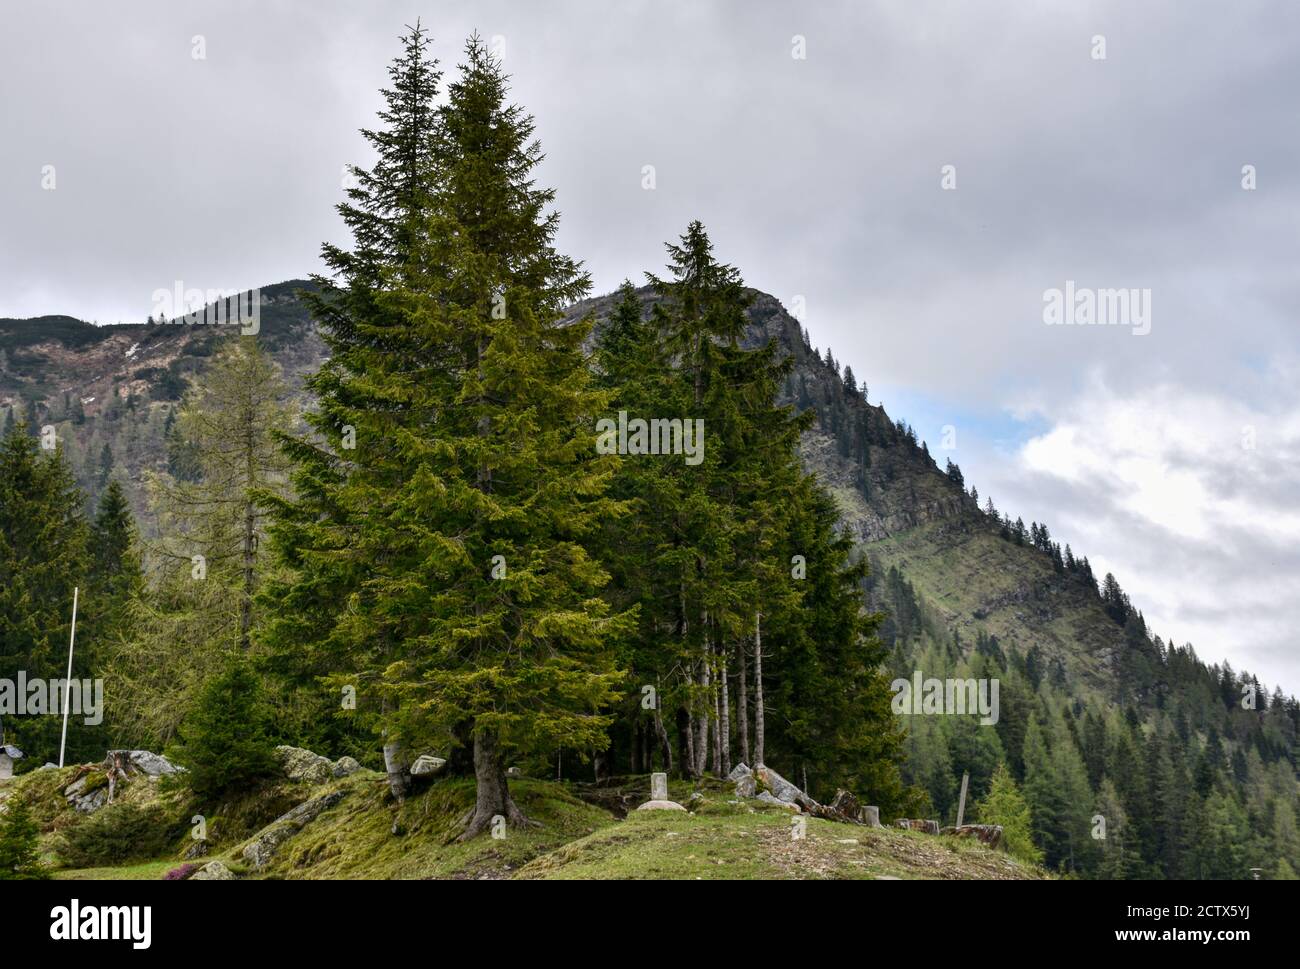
top-left (262, 32), bottom-right (631, 838)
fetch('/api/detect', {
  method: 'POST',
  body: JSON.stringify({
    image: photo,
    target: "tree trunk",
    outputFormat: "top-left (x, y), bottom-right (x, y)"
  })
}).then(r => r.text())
top-left (239, 424), bottom-right (256, 652)
top-left (447, 719), bottom-right (475, 776)
top-left (697, 651), bottom-right (711, 778)
top-left (719, 644), bottom-right (731, 777)
top-left (458, 727), bottom-right (534, 841)
top-left (654, 704), bottom-right (673, 775)
top-left (380, 695), bottom-right (410, 802)
top-left (737, 637), bottom-right (750, 767)
top-left (630, 718), bottom-right (642, 775)
top-left (677, 706), bottom-right (696, 779)
top-left (754, 610), bottom-right (765, 767)
top-left (383, 738), bottom-right (411, 802)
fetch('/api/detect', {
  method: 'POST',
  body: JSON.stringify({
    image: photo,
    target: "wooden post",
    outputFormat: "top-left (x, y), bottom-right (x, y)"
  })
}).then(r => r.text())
top-left (956, 770), bottom-right (970, 827)
top-left (58, 587), bottom-right (79, 769)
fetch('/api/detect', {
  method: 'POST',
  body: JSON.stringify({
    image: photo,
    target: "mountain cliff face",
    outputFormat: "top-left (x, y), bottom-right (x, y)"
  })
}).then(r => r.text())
top-left (0, 280), bottom-right (1154, 701)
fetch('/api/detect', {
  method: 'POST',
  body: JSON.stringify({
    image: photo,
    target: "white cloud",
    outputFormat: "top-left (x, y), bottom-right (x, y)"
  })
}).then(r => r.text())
top-left (977, 366), bottom-right (1300, 691)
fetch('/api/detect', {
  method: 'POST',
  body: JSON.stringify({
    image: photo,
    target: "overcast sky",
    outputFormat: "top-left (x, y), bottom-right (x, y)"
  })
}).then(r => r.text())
top-left (3, 1), bottom-right (1298, 691)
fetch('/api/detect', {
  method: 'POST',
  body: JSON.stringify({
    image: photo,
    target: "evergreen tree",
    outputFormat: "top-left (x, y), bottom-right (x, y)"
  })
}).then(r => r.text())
top-left (172, 659), bottom-right (277, 800)
top-left (0, 420), bottom-right (90, 763)
top-left (977, 763), bottom-right (1042, 866)
top-left (263, 32), bottom-right (630, 839)
top-left (0, 797), bottom-right (47, 880)
top-left (107, 342), bottom-right (290, 747)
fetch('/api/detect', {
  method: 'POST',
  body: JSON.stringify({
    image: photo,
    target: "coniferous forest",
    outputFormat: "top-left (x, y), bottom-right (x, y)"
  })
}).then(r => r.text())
top-left (1, 17), bottom-right (1297, 902)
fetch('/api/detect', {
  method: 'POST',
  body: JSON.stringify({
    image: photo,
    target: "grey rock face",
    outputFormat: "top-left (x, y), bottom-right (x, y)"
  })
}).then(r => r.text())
top-left (755, 766), bottom-right (802, 803)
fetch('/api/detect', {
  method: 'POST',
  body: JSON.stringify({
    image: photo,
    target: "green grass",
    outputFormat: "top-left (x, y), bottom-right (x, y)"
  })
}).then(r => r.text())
top-left (14, 765), bottom-right (1043, 880)
top-left (53, 859), bottom-right (178, 881)
top-left (866, 518), bottom-right (1119, 696)
top-left (228, 773), bottom-right (619, 880)
top-left (518, 794), bottom-right (1042, 880)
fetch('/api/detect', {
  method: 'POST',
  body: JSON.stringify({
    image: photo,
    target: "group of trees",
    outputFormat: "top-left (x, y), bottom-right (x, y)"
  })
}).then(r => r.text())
top-left (0, 26), bottom-right (909, 839)
top-left (0, 422), bottom-right (138, 764)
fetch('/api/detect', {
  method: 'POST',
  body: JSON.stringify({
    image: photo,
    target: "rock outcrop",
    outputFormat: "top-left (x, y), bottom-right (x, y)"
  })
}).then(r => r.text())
top-left (409, 754), bottom-right (447, 777)
top-left (191, 861), bottom-right (236, 881)
top-left (242, 789), bottom-right (349, 870)
top-left (274, 745), bottom-right (334, 785)
top-left (104, 749), bottom-right (183, 777)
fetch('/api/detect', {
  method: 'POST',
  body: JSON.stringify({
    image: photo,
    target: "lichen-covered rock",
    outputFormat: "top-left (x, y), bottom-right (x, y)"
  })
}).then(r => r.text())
top-left (105, 750), bottom-right (182, 777)
top-left (71, 787), bottom-right (108, 814)
top-left (241, 789), bottom-right (348, 870)
top-left (756, 791), bottom-right (801, 812)
top-left (733, 774), bottom-right (757, 798)
top-left (332, 756), bottom-right (362, 778)
top-left (190, 861), bottom-right (235, 881)
top-left (755, 766), bottom-right (802, 804)
top-left (409, 754), bottom-right (446, 777)
top-left (274, 745), bottom-right (333, 784)
top-left (726, 763), bottom-right (752, 782)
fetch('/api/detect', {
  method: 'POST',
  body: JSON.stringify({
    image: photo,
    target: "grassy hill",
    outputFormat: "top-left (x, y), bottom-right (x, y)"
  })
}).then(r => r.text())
top-left (3, 766), bottom-right (1039, 881)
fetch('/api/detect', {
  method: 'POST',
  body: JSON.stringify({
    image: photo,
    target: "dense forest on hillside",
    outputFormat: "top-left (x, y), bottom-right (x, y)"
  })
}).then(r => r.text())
top-left (1, 25), bottom-right (1296, 881)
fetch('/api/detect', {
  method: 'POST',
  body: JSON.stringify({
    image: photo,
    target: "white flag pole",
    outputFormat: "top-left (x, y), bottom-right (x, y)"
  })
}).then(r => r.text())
top-left (58, 586), bottom-right (78, 769)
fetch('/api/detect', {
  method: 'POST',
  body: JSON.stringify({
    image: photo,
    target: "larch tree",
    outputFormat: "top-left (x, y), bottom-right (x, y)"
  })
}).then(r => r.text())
top-left (107, 338), bottom-right (290, 748)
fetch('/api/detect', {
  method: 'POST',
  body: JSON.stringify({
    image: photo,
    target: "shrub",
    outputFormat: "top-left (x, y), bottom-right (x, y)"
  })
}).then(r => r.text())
top-left (163, 863), bottom-right (199, 881)
top-left (57, 801), bottom-right (174, 868)
top-left (0, 798), bottom-right (48, 880)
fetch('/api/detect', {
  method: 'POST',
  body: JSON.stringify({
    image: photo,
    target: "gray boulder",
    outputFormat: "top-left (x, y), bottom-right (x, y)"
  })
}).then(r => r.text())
top-left (755, 765), bottom-right (802, 803)
top-left (409, 754), bottom-right (447, 777)
top-left (636, 799), bottom-right (687, 812)
top-left (274, 745), bottom-right (334, 784)
top-left (726, 762), bottom-right (752, 782)
top-left (756, 790), bottom-right (801, 812)
top-left (331, 756), bottom-right (362, 778)
top-left (733, 774), bottom-right (757, 798)
top-left (71, 788), bottom-right (108, 814)
top-left (190, 861), bottom-right (236, 881)
top-left (105, 750), bottom-right (183, 777)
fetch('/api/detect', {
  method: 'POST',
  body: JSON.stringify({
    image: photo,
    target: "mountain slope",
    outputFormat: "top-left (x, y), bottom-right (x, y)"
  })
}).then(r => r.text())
top-left (0, 281), bottom-right (1256, 705)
